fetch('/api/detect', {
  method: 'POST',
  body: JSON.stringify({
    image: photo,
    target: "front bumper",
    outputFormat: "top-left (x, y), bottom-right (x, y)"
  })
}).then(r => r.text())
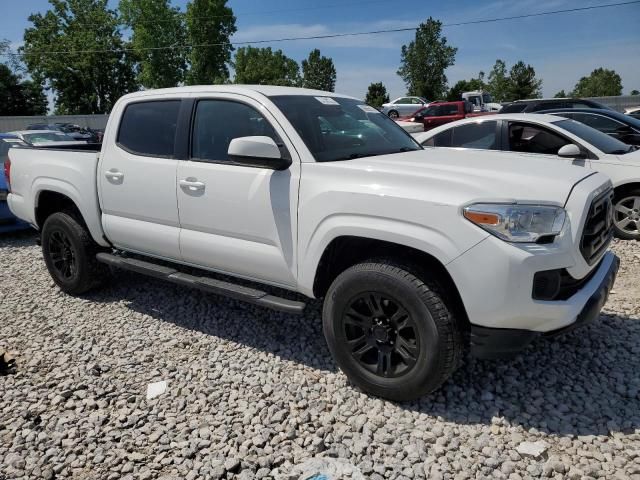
top-left (469, 252), bottom-right (619, 359)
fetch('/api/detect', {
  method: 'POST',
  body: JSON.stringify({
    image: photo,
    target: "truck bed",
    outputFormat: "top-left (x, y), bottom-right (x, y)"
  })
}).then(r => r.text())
top-left (7, 145), bottom-right (107, 245)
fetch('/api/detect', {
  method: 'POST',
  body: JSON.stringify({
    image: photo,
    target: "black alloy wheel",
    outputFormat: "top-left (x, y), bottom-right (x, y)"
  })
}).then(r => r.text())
top-left (48, 229), bottom-right (77, 281)
top-left (342, 292), bottom-right (419, 378)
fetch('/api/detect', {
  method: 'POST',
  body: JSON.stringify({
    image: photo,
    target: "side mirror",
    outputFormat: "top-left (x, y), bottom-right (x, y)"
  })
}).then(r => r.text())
top-left (228, 136), bottom-right (291, 171)
top-left (557, 143), bottom-right (585, 158)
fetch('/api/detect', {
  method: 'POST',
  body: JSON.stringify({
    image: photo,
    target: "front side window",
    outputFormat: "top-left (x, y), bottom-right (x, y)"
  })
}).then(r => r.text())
top-left (572, 113), bottom-right (623, 133)
top-left (191, 100), bottom-right (280, 162)
top-left (482, 93), bottom-right (493, 103)
top-left (411, 98), bottom-right (423, 104)
top-left (451, 121), bottom-right (498, 150)
top-left (270, 95), bottom-right (421, 162)
top-left (556, 119), bottom-right (632, 154)
top-left (508, 122), bottom-right (569, 155)
top-left (117, 100), bottom-right (181, 157)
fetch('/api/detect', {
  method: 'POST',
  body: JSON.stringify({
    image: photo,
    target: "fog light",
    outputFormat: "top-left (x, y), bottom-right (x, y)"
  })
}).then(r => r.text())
top-left (532, 270), bottom-right (562, 300)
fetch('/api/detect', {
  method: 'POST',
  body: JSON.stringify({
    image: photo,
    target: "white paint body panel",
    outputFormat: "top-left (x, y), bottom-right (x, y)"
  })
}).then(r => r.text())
top-left (7, 86), bottom-right (615, 334)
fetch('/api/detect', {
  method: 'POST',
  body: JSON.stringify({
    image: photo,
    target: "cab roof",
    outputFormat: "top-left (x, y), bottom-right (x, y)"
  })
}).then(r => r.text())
top-left (119, 85), bottom-right (360, 101)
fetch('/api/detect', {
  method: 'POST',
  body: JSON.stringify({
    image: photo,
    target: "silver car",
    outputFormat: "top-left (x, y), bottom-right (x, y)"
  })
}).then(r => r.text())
top-left (381, 96), bottom-right (429, 118)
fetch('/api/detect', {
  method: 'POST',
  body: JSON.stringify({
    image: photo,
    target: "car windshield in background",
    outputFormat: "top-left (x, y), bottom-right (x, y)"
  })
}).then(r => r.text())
top-left (23, 132), bottom-right (77, 143)
top-left (556, 119), bottom-right (633, 154)
top-left (269, 95), bottom-right (422, 162)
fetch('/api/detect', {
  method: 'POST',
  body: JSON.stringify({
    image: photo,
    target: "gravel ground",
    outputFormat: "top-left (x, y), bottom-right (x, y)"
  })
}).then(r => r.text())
top-left (1, 232), bottom-right (639, 480)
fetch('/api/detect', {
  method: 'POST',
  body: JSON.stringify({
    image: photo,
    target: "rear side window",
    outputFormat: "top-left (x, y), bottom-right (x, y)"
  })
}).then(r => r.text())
top-left (423, 130), bottom-right (452, 147)
top-left (117, 100), bottom-right (181, 157)
top-left (500, 103), bottom-right (527, 113)
top-left (439, 104), bottom-right (459, 116)
top-left (530, 101), bottom-right (566, 112)
top-left (451, 121), bottom-right (498, 149)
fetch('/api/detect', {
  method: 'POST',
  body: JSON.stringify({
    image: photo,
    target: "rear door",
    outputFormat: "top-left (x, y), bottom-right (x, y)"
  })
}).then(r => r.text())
top-left (176, 94), bottom-right (300, 287)
top-left (98, 98), bottom-right (183, 260)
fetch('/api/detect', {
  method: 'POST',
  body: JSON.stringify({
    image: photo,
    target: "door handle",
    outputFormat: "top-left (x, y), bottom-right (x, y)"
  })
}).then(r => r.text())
top-left (105, 169), bottom-right (124, 181)
top-left (180, 178), bottom-right (206, 191)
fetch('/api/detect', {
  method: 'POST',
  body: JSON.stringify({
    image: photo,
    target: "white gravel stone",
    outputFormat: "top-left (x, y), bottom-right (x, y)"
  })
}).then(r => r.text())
top-left (1, 232), bottom-right (640, 480)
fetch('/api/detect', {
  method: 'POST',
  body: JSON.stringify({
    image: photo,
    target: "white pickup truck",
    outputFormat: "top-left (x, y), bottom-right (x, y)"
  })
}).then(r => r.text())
top-left (6, 86), bottom-right (619, 400)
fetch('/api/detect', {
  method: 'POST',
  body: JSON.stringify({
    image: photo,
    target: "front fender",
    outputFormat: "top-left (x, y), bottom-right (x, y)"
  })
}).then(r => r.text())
top-left (297, 213), bottom-right (487, 297)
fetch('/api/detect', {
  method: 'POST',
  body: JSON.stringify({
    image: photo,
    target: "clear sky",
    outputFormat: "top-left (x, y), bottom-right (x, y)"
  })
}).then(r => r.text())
top-left (2, 0), bottom-right (639, 100)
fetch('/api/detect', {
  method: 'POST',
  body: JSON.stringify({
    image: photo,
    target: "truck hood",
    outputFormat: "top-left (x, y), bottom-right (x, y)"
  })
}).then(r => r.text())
top-left (337, 149), bottom-right (596, 205)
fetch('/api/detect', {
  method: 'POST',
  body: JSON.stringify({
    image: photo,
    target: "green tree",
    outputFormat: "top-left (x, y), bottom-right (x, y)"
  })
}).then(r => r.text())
top-left (505, 61), bottom-right (542, 101)
top-left (120, 0), bottom-right (187, 89)
top-left (364, 82), bottom-right (389, 108)
top-left (21, 0), bottom-right (137, 114)
top-left (447, 75), bottom-right (485, 102)
top-left (631, 89), bottom-right (640, 96)
top-left (301, 49), bottom-right (336, 92)
top-left (397, 17), bottom-right (457, 100)
top-left (486, 59), bottom-right (509, 102)
top-left (233, 46), bottom-right (300, 86)
top-left (0, 64), bottom-right (48, 115)
top-left (571, 68), bottom-right (623, 97)
top-left (554, 89), bottom-right (567, 98)
top-left (185, 0), bottom-right (236, 85)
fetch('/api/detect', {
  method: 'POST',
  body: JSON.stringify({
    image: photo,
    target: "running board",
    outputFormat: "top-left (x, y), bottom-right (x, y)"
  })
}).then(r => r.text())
top-left (96, 253), bottom-right (306, 314)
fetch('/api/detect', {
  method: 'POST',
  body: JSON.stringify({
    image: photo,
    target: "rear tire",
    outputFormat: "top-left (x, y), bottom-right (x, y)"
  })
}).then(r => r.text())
top-left (41, 212), bottom-right (108, 295)
top-left (388, 110), bottom-right (399, 119)
top-left (613, 189), bottom-right (640, 240)
top-left (322, 261), bottom-right (463, 401)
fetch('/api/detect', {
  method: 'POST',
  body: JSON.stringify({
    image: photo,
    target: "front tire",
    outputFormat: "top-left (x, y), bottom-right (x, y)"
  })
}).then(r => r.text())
top-left (322, 261), bottom-right (463, 401)
top-left (613, 190), bottom-right (640, 240)
top-left (41, 212), bottom-right (108, 295)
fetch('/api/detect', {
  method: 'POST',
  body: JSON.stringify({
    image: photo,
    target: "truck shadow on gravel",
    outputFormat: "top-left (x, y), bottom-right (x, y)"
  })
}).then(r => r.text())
top-left (87, 269), bottom-right (640, 437)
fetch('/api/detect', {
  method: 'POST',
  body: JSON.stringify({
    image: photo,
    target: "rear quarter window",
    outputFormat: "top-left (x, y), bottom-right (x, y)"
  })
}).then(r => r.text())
top-left (117, 100), bottom-right (181, 157)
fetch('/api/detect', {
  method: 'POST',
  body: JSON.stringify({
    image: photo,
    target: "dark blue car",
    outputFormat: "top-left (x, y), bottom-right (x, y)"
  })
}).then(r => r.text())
top-left (1, 134), bottom-right (31, 232)
top-left (537, 108), bottom-right (640, 146)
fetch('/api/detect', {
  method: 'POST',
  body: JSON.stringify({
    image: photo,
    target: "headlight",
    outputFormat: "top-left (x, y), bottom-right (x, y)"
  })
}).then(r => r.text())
top-left (463, 203), bottom-right (566, 243)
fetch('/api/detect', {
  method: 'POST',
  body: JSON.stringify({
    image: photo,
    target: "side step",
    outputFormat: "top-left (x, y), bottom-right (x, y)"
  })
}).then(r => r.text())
top-left (96, 253), bottom-right (306, 314)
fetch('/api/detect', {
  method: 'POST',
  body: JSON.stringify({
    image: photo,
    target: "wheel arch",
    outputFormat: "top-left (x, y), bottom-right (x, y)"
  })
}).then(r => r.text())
top-left (310, 235), bottom-right (470, 331)
top-left (33, 184), bottom-right (109, 247)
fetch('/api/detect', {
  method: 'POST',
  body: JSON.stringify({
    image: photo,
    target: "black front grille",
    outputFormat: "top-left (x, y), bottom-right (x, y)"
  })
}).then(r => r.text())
top-left (580, 189), bottom-right (613, 265)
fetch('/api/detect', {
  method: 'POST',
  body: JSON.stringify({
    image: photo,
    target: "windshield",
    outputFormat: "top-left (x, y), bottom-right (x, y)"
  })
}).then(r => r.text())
top-left (482, 93), bottom-right (493, 103)
top-left (269, 95), bottom-right (422, 162)
top-left (23, 132), bottom-right (77, 143)
top-left (555, 119), bottom-right (633, 154)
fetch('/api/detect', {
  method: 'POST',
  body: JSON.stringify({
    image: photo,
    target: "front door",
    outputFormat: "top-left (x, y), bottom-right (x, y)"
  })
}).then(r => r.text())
top-left (98, 98), bottom-right (182, 260)
top-left (176, 95), bottom-right (299, 287)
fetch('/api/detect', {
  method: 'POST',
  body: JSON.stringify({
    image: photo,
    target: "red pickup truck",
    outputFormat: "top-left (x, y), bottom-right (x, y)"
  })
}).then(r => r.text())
top-left (399, 101), bottom-right (495, 132)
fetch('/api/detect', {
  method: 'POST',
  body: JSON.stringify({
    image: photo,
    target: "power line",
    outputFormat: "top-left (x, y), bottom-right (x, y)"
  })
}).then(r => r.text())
top-left (2, 0), bottom-right (638, 58)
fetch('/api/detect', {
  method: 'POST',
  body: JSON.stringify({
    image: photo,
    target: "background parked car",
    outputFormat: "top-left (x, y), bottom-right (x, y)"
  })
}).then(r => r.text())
top-left (9, 130), bottom-right (88, 146)
top-left (414, 113), bottom-right (640, 239)
top-left (399, 100), bottom-right (494, 131)
top-left (499, 98), bottom-right (612, 113)
top-left (538, 108), bottom-right (640, 146)
top-left (625, 106), bottom-right (640, 120)
top-left (26, 123), bottom-right (98, 142)
top-left (380, 96), bottom-right (428, 118)
top-left (0, 134), bottom-right (29, 232)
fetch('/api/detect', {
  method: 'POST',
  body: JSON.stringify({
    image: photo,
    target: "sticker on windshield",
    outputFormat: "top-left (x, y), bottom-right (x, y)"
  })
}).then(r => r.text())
top-left (315, 96), bottom-right (340, 105)
top-left (357, 104), bottom-right (380, 114)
